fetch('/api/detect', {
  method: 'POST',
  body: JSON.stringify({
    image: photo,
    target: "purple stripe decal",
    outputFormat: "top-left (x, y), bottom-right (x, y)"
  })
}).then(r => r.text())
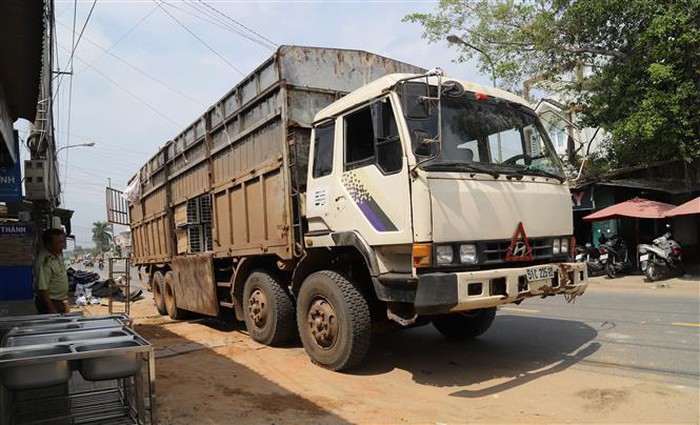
top-left (358, 201), bottom-right (387, 232)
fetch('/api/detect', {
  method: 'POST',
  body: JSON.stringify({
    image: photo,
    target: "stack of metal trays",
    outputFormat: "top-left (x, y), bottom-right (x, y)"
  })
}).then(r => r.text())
top-left (0, 313), bottom-right (155, 425)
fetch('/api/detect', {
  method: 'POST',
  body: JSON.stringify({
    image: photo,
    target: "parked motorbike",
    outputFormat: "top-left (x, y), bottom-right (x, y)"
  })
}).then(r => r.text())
top-left (574, 243), bottom-right (605, 276)
top-left (637, 228), bottom-right (682, 281)
top-left (599, 235), bottom-right (632, 278)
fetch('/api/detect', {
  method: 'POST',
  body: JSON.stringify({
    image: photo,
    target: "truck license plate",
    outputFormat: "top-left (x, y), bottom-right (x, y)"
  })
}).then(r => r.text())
top-left (526, 266), bottom-right (555, 282)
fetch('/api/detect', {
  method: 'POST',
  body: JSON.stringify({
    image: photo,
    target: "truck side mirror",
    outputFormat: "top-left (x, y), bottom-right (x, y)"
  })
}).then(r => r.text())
top-left (401, 82), bottom-right (431, 120)
top-left (413, 129), bottom-right (437, 157)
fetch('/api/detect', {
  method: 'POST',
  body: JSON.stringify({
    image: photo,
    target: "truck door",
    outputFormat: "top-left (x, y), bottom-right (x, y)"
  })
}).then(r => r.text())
top-left (314, 97), bottom-right (413, 246)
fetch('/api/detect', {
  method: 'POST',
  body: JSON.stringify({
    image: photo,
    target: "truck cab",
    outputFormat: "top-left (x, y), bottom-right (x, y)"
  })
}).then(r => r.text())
top-left (302, 72), bottom-right (587, 346)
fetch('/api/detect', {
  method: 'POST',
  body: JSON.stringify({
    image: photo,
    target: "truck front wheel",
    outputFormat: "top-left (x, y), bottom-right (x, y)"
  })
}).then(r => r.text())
top-left (242, 271), bottom-right (296, 346)
top-left (296, 271), bottom-right (371, 371)
top-left (152, 271), bottom-right (167, 316)
top-left (432, 307), bottom-right (496, 341)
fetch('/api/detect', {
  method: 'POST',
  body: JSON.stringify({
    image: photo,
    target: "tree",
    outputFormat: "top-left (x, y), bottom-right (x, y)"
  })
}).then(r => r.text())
top-left (405, 0), bottom-right (700, 170)
top-left (91, 221), bottom-right (112, 253)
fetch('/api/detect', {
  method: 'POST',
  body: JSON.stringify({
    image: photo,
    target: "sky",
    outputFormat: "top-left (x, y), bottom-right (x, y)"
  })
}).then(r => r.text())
top-left (20, 0), bottom-right (489, 249)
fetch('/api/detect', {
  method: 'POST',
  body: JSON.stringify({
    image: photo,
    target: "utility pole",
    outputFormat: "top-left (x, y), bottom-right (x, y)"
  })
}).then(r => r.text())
top-left (107, 177), bottom-right (115, 255)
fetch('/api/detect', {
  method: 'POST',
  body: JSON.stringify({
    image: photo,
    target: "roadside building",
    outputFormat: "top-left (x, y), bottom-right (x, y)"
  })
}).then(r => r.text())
top-left (570, 160), bottom-right (700, 263)
top-left (114, 231), bottom-right (132, 259)
top-left (0, 0), bottom-right (72, 315)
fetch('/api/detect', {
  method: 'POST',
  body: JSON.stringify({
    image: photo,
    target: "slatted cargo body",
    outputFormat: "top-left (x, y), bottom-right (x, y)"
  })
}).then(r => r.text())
top-left (128, 45), bottom-right (425, 266)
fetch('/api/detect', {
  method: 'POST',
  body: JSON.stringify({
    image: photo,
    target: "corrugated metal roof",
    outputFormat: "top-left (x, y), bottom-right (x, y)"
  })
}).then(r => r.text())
top-left (596, 178), bottom-right (698, 195)
top-left (0, 0), bottom-right (45, 121)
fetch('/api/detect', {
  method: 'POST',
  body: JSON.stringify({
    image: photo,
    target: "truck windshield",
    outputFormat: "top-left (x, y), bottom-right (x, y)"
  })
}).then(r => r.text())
top-left (405, 91), bottom-right (565, 180)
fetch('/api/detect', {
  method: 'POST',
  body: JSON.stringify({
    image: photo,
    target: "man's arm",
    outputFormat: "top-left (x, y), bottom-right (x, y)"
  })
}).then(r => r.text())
top-left (36, 289), bottom-right (57, 313)
top-left (35, 254), bottom-right (57, 313)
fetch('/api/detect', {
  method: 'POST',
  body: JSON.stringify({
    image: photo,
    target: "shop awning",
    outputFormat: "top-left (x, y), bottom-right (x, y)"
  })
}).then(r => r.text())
top-left (582, 197), bottom-right (676, 221)
top-left (664, 196), bottom-right (700, 217)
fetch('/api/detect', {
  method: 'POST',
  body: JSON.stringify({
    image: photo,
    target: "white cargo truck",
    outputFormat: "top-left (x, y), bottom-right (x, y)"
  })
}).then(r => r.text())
top-left (127, 46), bottom-right (587, 371)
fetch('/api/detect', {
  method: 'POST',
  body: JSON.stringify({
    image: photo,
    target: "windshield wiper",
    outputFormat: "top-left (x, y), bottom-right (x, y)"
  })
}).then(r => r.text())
top-left (423, 161), bottom-right (500, 179)
top-left (522, 167), bottom-right (565, 183)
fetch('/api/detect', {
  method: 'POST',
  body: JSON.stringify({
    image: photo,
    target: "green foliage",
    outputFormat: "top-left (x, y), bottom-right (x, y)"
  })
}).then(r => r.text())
top-left (405, 0), bottom-right (700, 169)
top-left (91, 221), bottom-right (112, 254)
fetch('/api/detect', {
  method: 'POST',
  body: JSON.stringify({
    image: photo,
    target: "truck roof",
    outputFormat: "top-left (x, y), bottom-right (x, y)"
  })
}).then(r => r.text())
top-left (313, 73), bottom-right (532, 123)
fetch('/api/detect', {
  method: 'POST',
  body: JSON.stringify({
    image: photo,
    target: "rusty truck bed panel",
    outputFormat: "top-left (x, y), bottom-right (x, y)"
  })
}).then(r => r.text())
top-left (171, 255), bottom-right (219, 316)
top-left (128, 45), bottom-right (425, 266)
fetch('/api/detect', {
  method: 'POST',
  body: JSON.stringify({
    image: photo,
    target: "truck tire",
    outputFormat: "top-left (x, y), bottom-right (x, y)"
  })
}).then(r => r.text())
top-left (164, 271), bottom-right (187, 320)
top-left (296, 271), bottom-right (371, 371)
top-left (242, 271), bottom-right (296, 346)
top-left (152, 271), bottom-right (167, 316)
top-left (432, 307), bottom-right (496, 341)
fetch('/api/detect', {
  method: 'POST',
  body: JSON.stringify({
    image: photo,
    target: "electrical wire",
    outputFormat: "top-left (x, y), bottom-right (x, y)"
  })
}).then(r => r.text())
top-left (184, 1), bottom-right (277, 51)
top-left (56, 20), bottom-right (207, 108)
top-left (57, 43), bottom-right (183, 128)
top-left (154, 1), bottom-right (246, 77)
top-left (77, 3), bottom-right (159, 74)
top-left (62, 0), bottom-right (98, 202)
top-left (197, 0), bottom-right (277, 49)
top-left (62, 0), bottom-right (79, 199)
top-left (65, 0), bottom-right (97, 72)
top-left (176, 2), bottom-right (275, 51)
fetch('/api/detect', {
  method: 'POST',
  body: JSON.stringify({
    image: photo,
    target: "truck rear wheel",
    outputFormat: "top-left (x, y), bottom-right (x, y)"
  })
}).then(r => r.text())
top-left (296, 271), bottom-right (371, 371)
top-left (432, 307), bottom-right (496, 341)
top-left (164, 271), bottom-right (187, 320)
top-left (152, 271), bottom-right (167, 316)
top-left (242, 271), bottom-right (296, 346)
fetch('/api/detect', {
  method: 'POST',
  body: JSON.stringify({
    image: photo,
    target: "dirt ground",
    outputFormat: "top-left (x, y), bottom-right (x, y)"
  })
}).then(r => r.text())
top-left (82, 274), bottom-right (700, 424)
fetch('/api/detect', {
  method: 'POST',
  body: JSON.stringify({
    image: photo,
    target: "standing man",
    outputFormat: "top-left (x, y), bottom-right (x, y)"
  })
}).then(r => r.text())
top-left (34, 228), bottom-right (69, 314)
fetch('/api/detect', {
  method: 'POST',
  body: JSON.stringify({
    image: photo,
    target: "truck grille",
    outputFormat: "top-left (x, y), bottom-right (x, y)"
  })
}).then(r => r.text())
top-left (482, 237), bottom-right (552, 264)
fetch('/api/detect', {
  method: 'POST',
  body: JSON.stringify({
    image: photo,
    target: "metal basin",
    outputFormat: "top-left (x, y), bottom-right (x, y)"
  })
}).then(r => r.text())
top-left (76, 341), bottom-right (142, 381)
top-left (0, 346), bottom-right (72, 391)
top-left (57, 330), bottom-right (128, 342)
top-left (4, 329), bottom-right (129, 348)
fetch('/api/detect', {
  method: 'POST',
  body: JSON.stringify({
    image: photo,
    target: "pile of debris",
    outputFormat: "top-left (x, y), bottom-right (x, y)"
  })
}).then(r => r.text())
top-left (67, 268), bottom-right (143, 306)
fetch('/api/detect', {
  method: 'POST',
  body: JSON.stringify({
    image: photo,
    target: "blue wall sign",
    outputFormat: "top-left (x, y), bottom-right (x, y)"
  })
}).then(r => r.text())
top-left (0, 131), bottom-right (22, 202)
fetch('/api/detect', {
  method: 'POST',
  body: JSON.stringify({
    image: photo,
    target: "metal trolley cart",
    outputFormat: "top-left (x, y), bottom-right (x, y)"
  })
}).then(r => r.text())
top-left (0, 314), bottom-right (156, 425)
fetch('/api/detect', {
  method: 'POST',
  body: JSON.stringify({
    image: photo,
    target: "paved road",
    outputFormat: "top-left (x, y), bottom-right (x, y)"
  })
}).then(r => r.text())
top-left (495, 286), bottom-right (699, 386)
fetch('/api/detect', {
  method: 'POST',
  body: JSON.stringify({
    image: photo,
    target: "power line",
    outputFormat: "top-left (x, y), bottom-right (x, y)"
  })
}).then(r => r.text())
top-left (65, 0), bottom-right (97, 70)
top-left (154, 1), bottom-right (246, 77)
top-left (63, 0), bottom-right (97, 202)
top-left (77, 3), bottom-right (159, 73)
top-left (198, 1), bottom-right (277, 49)
top-left (57, 43), bottom-right (183, 128)
top-left (176, 1), bottom-right (275, 51)
top-left (56, 19), bottom-right (207, 108)
top-left (180, 1), bottom-right (277, 51)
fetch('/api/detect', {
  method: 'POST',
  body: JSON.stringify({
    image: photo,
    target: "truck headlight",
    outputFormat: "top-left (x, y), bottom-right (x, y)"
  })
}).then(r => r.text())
top-left (552, 238), bottom-right (561, 254)
top-left (560, 238), bottom-right (569, 254)
top-left (436, 245), bottom-right (454, 265)
top-left (459, 244), bottom-right (477, 263)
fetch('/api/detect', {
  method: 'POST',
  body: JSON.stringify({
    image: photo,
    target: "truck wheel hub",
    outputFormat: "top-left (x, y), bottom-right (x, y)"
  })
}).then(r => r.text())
top-left (308, 298), bottom-right (337, 348)
top-left (248, 289), bottom-right (267, 327)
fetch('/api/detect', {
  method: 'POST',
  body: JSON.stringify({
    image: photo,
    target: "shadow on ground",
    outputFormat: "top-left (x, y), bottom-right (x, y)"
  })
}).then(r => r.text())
top-left (354, 314), bottom-right (600, 398)
top-left (134, 319), bottom-right (349, 424)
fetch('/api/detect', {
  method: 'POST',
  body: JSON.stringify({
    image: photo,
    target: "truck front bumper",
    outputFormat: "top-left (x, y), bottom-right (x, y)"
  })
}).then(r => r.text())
top-left (414, 262), bottom-right (587, 315)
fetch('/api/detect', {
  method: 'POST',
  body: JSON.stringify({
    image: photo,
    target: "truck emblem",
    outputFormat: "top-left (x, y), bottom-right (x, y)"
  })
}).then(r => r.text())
top-left (506, 222), bottom-right (533, 261)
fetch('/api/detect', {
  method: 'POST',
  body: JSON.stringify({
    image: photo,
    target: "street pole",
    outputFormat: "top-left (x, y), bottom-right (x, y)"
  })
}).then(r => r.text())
top-left (108, 177), bottom-right (115, 256)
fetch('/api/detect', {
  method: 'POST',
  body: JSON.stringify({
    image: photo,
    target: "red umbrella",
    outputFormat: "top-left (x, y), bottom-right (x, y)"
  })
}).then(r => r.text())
top-left (583, 197), bottom-right (676, 221)
top-left (665, 196), bottom-right (700, 217)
